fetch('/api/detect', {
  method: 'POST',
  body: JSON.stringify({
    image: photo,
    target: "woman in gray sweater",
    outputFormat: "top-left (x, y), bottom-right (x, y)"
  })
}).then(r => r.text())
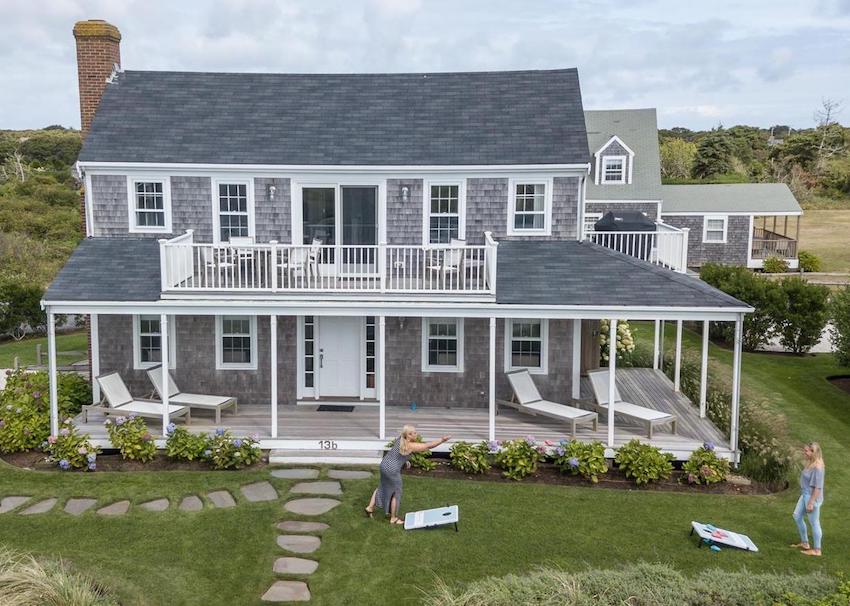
top-left (791, 442), bottom-right (825, 556)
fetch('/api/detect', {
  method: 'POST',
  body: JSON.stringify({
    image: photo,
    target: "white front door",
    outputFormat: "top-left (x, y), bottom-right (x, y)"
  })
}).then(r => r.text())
top-left (318, 317), bottom-right (361, 397)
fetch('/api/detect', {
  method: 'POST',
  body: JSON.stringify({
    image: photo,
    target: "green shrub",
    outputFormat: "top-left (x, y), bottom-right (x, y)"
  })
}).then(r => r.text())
top-left (553, 439), bottom-right (608, 483)
top-left (614, 439), bottom-right (673, 485)
top-left (43, 419), bottom-right (99, 471)
top-left (772, 277), bottom-right (830, 354)
top-left (798, 250), bottom-right (822, 273)
top-left (449, 441), bottom-right (491, 474)
top-left (164, 424), bottom-right (209, 462)
top-left (682, 443), bottom-right (730, 484)
top-left (762, 255), bottom-right (790, 273)
top-left (493, 438), bottom-right (545, 480)
top-left (0, 281), bottom-right (44, 339)
top-left (104, 415), bottom-right (156, 463)
top-left (206, 428), bottom-right (261, 470)
top-left (831, 285), bottom-right (850, 367)
top-left (387, 435), bottom-right (436, 471)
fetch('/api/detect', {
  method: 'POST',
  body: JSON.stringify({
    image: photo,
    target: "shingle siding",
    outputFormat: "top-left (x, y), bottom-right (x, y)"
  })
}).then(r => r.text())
top-left (171, 176), bottom-right (213, 242)
top-left (662, 214), bottom-right (751, 267)
top-left (585, 201), bottom-right (659, 221)
top-left (91, 175), bottom-right (128, 237)
top-left (386, 179), bottom-right (423, 244)
top-left (255, 177), bottom-right (291, 243)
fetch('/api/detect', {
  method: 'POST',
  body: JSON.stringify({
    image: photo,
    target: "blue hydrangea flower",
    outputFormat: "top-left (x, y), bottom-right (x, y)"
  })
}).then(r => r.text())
top-left (128, 413), bottom-right (137, 420)
top-left (233, 438), bottom-right (243, 448)
top-left (203, 449), bottom-right (212, 457)
top-left (115, 416), bottom-right (126, 426)
top-left (215, 428), bottom-right (226, 436)
top-left (525, 435), bottom-right (536, 445)
top-left (40, 440), bottom-right (49, 450)
top-left (559, 439), bottom-right (570, 447)
top-left (86, 453), bottom-right (97, 463)
top-left (166, 423), bottom-right (177, 435)
top-left (487, 440), bottom-right (500, 453)
top-left (555, 447), bottom-right (566, 457)
top-left (58, 459), bottom-right (71, 471)
top-left (88, 462), bottom-right (97, 471)
top-left (568, 457), bottom-right (580, 468)
top-left (703, 441), bottom-right (715, 452)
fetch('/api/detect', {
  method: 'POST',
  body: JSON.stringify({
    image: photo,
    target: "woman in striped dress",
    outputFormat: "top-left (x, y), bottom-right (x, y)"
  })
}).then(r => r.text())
top-left (365, 425), bottom-right (450, 525)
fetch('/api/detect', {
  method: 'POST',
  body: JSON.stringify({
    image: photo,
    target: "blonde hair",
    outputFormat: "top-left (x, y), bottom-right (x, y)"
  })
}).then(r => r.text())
top-left (399, 425), bottom-right (416, 456)
top-left (805, 442), bottom-right (824, 468)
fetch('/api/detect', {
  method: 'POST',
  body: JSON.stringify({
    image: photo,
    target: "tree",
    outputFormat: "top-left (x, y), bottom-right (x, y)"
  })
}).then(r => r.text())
top-left (659, 139), bottom-right (697, 180)
top-left (832, 285), bottom-right (850, 366)
top-left (692, 129), bottom-right (735, 178)
top-left (813, 98), bottom-right (846, 173)
top-left (771, 277), bottom-right (830, 355)
top-left (0, 282), bottom-right (45, 340)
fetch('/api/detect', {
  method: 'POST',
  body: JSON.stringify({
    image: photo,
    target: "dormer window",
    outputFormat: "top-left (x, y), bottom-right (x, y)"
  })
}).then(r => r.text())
top-left (602, 156), bottom-right (626, 184)
top-left (594, 135), bottom-right (635, 185)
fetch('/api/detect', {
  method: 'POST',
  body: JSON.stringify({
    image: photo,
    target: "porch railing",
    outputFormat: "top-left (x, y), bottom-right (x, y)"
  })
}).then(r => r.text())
top-left (587, 224), bottom-right (690, 273)
top-left (159, 230), bottom-right (498, 295)
top-left (751, 228), bottom-right (798, 259)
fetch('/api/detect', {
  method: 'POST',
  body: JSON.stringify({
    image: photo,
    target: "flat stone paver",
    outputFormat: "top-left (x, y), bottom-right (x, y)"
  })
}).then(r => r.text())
top-left (261, 580), bottom-right (311, 602)
top-left (179, 496), bottom-right (203, 512)
top-left (241, 481), bottom-right (278, 502)
top-left (64, 498), bottom-right (97, 516)
top-left (20, 498), bottom-right (57, 515)
top-left (277, 521), bottom-right (329, 533)
top-left (207, 490), bottom-right (236, 508)
top-left (271, 469), bottom-right (319, 480)
top-left (140, 498), bottom-right (170, 512)
top-left (284, 498), bottom-right (340, 516)
top-left (290, 481), bottom-right (342, 496)
top-left (277, 534), bottom-right (321, 554)
top-left (97, 500), bottom-right (130, 516)
top-left (327, 469), bottom-right (372, 480)
top-left (274, 556), bottom-right (319, 575)
top-left (0, 496), bottom-right (30, 514)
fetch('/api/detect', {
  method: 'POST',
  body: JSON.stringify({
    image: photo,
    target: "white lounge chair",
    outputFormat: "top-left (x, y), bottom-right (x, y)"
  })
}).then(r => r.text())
top-left (499, 369), bottom-right (598, 438)
top-left (587, 369), bottom-right (677, 439)
top-left (87, 372), bottom-right (191, 427)
top-left (146, 366), bottom-right (238, 424)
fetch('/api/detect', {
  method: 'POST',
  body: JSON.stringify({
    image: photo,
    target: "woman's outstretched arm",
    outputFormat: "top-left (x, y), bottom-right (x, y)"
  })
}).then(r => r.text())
top-left (408, 435), bottom-right (451, 453)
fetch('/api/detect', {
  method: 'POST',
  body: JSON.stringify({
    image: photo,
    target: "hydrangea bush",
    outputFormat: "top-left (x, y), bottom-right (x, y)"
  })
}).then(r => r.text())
top-left (206, 428), bottom-right (261, 470)
top-left (614, 439), bottom-right (674, 485)
top-left (449, 440), bottom-right (492, 474)
top-left (164, 424), bottom-right (209, 461)
top-left (43, 420), bottom-right (99, 471)
top-left (600, 319), bottom-right (635, 364)
top-left (553, 439), bottom-right (609, 483)
top-left (493, 437), bottom-right (545, 480)
top-left (104, 415), bottom-right (156, 463)
top-left (682, 442), bottom-right (730, 485)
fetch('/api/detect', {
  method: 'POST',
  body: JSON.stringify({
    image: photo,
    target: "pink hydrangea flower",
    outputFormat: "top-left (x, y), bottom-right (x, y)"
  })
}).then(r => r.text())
top-left (78, 447), bottom-right (88, 455)
top-left (47, 435), bottom-right (57, 444)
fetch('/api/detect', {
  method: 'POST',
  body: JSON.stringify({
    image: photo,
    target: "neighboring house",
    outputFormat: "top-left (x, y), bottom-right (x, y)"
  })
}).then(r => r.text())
top-left (41, 20), bottom-right (751, 463)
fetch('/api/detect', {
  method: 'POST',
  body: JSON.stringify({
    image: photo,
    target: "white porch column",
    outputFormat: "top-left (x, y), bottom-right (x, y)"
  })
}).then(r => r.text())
top-left (488, 317), bottom-right (496, 441)
top-left (699, 320), bottom-right (709, 418)
top-left (270, 315), bottom-right (278, 438)
top-left (673, 320), bottom-right (683, 392)
top-left (652, 319), bottom-right (660, 370)
top-left (47, 311), bottom-right (59, 436)
top-left (659, 320), bottom-right (666, 371)
top-left (571, 319), bottom-right (581, 400)
top-left (90, 313), bottom-right (100, 405)
top-left (607, 318), bottom-right (617, 448)
top-left (378, 315), bottom-right (386, 440)
top-left (160, 314), bottom-right (170, 436)
top-left (730, 316), bottom-right (743, 461)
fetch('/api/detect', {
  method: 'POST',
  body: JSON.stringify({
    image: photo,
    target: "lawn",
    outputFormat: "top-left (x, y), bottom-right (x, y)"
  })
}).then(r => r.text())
top-left (0, 324), bottom-right (848, 605)
top-left (0, 329), bottom-right (87, 368)
top-left (798, 209), bottom-right (850, 272)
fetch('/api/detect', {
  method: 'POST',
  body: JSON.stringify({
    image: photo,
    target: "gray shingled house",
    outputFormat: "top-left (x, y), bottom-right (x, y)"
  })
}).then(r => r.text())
top-left (42, 20), bottom-right (751, 463)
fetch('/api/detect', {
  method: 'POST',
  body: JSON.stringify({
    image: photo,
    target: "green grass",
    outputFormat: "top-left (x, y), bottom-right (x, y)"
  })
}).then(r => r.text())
top-left (799, 209), bottom-right (850, 272)
top-left (0, 330), bottom-right (87, 368)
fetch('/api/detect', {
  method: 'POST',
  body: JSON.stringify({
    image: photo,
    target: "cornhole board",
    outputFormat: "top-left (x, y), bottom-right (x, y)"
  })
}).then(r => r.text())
top-left (690, 521), bottom-right (758, 552)
top-left (404, 505), bottom-right (459, 531)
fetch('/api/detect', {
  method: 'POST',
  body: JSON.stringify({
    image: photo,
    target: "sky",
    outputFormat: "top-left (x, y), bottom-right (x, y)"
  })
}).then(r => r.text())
top-left (2, 0), bottom-right (849, 131)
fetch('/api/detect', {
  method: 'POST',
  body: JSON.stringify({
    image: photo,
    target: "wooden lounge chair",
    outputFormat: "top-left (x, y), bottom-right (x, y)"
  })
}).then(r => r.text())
top-left (86, 371), bottom-right (191, 426)
top-left (587, 369), bottom-right (677, 439)
top-left (499, 369), bottom-right (598, 438)
top-left (146, 366), bottom-right (238, 424)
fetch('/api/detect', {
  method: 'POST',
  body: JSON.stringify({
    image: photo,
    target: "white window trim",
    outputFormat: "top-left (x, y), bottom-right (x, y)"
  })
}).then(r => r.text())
top-left (593, 135), bottom-right (635, 185)
top-left (703, 215), bottom-right (728, 244)
top-left (215, 315), bottom-right (258, 370)
top-left (421, 318), bottom-right (464, 373)
top-left (601, 155), bottom-right (627, 184)
top-left (132, 314), bottom-right (177, 370)
top-left (211, 177), bottom-right (256, 244)
top-left (126, 176), bottom-right (172, 234)
top-left (422, 179), bottom-right (467, 246)
top-left (504, 318), bottom-right (549, 375)
top-left (507, 178), bottom-right (553, 236)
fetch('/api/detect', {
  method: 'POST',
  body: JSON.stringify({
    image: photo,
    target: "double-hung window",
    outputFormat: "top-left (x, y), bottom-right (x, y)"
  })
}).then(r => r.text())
top-left (505, 319), bottom-right (548, 374)
top-left (132, 315), bottom-right (176, 369)
top-left (421, 318), bottom-right (463, 372)
top-left (127, 177), bottom-right (171, 233)
top-left (216, 315), bottom-right (257, 370)
top-left (602, 156), bottom-right (626, 183)
top-left (703, 215), bottom-right (728, 243)
top-left (215, 181), bottom-right (252, 242)
top-left (426, 183), bottom-right (463, 244)
top-left (508, 180), bottom-right (550, 235)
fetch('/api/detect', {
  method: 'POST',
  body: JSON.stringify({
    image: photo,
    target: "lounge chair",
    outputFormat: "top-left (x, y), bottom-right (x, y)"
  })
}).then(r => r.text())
top-left (146, 366), bottom-right (237, 424)
top-left (86, 371), bottom-right (191, 426)
top-left (499, 369), bottom-right (598, 438)
top-left (587, 369), bottom-right (677, 439)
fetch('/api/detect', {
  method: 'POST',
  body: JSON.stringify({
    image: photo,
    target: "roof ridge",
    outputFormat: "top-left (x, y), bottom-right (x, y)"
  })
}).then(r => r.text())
top-left (120, 67), bottom-right (580, 78)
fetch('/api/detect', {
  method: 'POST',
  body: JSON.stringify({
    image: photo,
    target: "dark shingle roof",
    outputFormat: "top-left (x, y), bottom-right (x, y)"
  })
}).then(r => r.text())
top-left (496, 240), bottom-right (748, 309)
top-left (44, 239), bottom-right (162, 302)
top-left (79, 69), bottom-right (589, 166)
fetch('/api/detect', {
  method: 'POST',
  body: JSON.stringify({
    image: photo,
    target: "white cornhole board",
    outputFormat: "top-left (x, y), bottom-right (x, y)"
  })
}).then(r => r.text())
top-left (691, 521), bottom-right (758, 552)
top-left (404, 505), bottom-right (459, 531)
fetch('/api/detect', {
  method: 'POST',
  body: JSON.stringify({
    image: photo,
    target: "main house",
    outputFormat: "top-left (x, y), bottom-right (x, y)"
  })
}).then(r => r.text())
top-left (42, 20), bottom-right (752, 463)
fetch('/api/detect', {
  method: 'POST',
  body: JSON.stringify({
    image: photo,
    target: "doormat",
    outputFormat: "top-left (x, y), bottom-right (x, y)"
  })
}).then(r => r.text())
top-left (317, 405), bottom-right (355, 412)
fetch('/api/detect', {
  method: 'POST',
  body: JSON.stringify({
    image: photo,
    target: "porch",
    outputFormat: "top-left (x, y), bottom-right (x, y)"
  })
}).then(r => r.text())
top-left (750, 215), bottom-right (800, 268)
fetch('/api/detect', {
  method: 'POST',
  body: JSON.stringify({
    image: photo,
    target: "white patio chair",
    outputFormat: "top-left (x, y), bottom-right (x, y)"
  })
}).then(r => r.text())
top-left (427, 237), bottom-right (465, 288)
top-left (499, 369), bottom-right (597, 438)
top-left (587, 369), bottom-right (677, 439)
top-left (87, 371), bottom-right (191, 427)
top-left (146, 366), bottom-right (237, 424)
top-left (281, 239), bottom-right (321, 286)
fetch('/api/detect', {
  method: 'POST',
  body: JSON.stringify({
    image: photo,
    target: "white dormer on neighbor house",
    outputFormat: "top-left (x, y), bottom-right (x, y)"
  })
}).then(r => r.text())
top-left (593, 135), bottom-right (635, 186)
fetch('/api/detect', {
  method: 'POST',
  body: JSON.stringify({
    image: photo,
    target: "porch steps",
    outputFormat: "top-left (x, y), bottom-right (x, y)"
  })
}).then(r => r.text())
top-left (269, 449), bottom-right (382, 465)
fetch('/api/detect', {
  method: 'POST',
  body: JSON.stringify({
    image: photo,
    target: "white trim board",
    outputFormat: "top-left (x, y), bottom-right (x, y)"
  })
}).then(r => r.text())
top-left (661, 211), bottom-right (802, 217)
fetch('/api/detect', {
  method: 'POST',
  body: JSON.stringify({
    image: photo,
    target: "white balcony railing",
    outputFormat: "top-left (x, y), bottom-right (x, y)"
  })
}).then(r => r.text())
top-left (159, 230), bottom-right (498, 295)
top-left (587, 224), bottom-right (690, 272)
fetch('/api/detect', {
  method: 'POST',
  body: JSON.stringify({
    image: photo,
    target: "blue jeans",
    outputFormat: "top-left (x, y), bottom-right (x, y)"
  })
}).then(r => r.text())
top-left (793, 492), bottom-right (822, 550)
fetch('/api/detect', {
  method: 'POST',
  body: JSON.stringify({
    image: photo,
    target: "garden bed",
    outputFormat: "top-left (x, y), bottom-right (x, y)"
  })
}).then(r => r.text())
top-left (827, 375), bottom-right (850, 396)
top-left (1, 450), bottom-right (269, 472)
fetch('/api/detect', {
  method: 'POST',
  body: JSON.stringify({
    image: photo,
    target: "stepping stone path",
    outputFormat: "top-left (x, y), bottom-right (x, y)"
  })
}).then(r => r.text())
top-left (241, 481), bottom-right (278, 502)
top-left (97, 500), bottom-right (130, 516)
top-left (271, 468), bottom-right (319, 480)
top-left (0, 496), bottom-right (30, 514)
top-left (277, 521), bottom-right (328, 533)
top-left (327, 469), bottom-right (372, 480)
top-left (180, 495), bottom-right (203, 512)
top-left (140, 498), bottom-right (170, 512)
top-left (274, 557), bottom-right (318, 575)
top-left (208, 490), bottom-right (236, 508)
top-left (277, 535), bottom-right (321, 554)
top-left (290, 481), bottom-right (342, 496)
top-left (284, 498), bottom-right (340, 516)
top-left (262, 581), bottom-right (311, 602)
top-left (64, 498), bottom-right (97, 516)
top-left (20, 498), bottom-right (57, 515)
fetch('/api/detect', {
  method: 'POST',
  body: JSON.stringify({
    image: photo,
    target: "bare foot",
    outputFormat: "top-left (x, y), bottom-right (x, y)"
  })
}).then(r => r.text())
top-left (801, 549), bottom-right (822, 557)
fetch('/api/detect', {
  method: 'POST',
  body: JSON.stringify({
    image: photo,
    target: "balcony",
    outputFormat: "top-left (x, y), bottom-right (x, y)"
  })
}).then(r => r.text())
top-left (586, 223), bottom-right (689, 273)
top-left (160, 231), bottom-right (498, 295)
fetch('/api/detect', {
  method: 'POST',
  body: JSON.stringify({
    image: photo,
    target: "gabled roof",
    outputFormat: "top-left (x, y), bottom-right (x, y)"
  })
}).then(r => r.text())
top-left (79, 69), bottom-right (590, 167)
top-left (584, 109), bottom-right (662, 201)
top-left (661, 183), bottom-right (803, 215)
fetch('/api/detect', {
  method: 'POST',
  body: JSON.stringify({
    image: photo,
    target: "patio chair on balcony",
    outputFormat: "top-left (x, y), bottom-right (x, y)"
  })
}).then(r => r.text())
top-left (427, 238), bottom-right (465, 288)
top-left (86, 372), bottom-right (191, 427)
top-left (499, 369), bottom-right (598, 438)
top-left (587, 369), bottom-right (677, 439)
top-left (146, 366), bottom-right (237, 424)
top-left (280, 238), bottom-right (321, 285)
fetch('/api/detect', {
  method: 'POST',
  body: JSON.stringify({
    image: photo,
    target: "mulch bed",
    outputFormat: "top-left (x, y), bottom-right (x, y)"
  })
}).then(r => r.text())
top-left (827, 375), bottom-right (850, 396)
top-left (1, 450), bottom-right (269, 472)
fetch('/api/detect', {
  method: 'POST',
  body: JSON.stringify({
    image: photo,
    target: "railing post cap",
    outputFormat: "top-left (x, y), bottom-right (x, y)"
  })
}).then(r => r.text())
top-left (185, 229), bottom-right (194, 234)
top-left (158, 238), bottom-right (168, 244)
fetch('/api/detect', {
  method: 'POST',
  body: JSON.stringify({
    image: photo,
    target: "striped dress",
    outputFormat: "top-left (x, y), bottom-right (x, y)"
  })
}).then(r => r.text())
top-left (375, 437), bottom-right (412, 513)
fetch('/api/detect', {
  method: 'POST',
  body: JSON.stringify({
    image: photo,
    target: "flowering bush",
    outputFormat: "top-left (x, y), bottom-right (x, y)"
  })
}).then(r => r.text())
top-left (42, 420), bottom-right (99, 471)
top-left (385, 435), bottom-right (436, 471)
top-left (449, 440), bottom-right (492, 474)
top-left (493, 437), bottom-right (545, 481)
top-left (206, 428), bottom-right (261, 470)
top-left (104, 415), bottom-right (156, 463)
top-left (614, 439), bottom-right (673, 485)
top-left (682, 443), bottom-right (730, 485)
top-left (554, 439), bottom-right (608, 483)
top-left (600, 319), bottom-right (635, 364)
top-left (164, 424), bottom-right (209, 461)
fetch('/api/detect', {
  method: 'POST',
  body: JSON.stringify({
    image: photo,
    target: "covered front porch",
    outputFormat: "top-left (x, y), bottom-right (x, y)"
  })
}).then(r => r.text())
top-left (749, 214), bottom-right (801, 269)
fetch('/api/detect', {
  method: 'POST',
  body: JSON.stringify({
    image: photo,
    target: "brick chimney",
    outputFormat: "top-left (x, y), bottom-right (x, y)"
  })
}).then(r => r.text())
top-left (73, 19), bottom-right (121, 138)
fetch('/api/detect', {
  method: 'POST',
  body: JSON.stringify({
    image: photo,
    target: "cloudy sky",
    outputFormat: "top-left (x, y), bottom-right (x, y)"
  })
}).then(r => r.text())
top-left (3, 0), bottom-right (849, 130)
